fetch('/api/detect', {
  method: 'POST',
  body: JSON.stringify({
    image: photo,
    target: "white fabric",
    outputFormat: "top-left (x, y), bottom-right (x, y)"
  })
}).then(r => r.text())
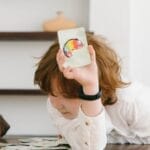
top-left (47, 82), bottom-right (150, 150)
top-left (106, 82), bottom-right (150, 144)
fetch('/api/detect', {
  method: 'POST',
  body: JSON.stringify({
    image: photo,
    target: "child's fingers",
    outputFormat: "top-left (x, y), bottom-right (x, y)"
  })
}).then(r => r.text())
top-left (63, 66), bottom-right (74, 79)
top-left (88, 45), bottom-right (96, 63)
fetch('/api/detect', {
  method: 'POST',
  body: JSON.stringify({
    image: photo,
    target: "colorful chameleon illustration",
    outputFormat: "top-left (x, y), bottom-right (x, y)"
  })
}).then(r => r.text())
top-left (63, 39), bottom-right (84, 57)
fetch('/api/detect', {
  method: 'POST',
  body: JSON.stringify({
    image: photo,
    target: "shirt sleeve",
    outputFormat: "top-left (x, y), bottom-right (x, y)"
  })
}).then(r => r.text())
top-left (113, 82), bottom-right (150, 138)
top-left (47, 99), bottom-right (107, 150)
top-left (127, 84), bottom-right (150, 137)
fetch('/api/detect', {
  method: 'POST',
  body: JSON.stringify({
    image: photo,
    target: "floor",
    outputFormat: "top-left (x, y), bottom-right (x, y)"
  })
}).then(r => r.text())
top-left (0, 136), bottom-right (150, 150)
top-left (105, 144), bottom-right (150, 150)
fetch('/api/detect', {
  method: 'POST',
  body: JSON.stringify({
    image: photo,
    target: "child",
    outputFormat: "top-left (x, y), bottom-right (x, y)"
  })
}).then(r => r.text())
top-left (34, 34), bottom-right (150, 150)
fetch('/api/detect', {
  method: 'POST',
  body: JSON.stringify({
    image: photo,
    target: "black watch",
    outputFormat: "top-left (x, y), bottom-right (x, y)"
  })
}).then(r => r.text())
top-left (79, 87), bottom-right (101, 101)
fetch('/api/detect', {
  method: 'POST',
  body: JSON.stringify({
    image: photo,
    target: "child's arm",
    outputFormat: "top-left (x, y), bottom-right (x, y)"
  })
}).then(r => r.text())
top-left (56, 45), bottom-right (103, 116)
top-left (47, 99), bottom-right (107, 150)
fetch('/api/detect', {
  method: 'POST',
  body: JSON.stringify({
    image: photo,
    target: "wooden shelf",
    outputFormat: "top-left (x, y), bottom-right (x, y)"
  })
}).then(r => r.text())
top-left (0, 32), bottom-right (57, 41)
top-left (0, 31), bottom-right (93, 41)
top-left (0, 89), bottom-right (45, 95)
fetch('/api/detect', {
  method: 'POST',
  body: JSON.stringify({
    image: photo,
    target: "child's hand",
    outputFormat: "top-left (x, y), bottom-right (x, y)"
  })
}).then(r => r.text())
top-left (57, 45), bottom-right (103, 116)
top-left (56, 45), bottom-right (99, 94)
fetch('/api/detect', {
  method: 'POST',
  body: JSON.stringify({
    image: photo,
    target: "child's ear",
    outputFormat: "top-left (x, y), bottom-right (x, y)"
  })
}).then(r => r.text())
top-left (0, 115), bottom-right (10, 137)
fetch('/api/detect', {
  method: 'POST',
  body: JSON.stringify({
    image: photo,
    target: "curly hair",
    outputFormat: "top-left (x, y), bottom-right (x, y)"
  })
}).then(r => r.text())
top-left (34, 34), bottom-right (129, 106)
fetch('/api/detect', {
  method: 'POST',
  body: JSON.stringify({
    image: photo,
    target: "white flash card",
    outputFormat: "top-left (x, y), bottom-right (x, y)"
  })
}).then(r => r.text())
top-left (57, 27), bottom-right (91, 68)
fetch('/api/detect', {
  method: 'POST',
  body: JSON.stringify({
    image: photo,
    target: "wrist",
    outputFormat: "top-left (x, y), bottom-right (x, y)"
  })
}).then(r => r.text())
top-left (82, 83), bottom-right (99, 95)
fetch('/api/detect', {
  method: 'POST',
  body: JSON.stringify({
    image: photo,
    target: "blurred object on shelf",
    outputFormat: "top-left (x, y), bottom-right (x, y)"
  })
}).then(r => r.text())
top-left (43, 11), bottom-right (77, 32)
top-left (0, 115), bottom-right (10, 137)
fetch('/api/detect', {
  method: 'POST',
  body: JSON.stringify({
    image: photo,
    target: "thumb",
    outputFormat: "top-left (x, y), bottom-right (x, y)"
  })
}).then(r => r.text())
top-left (88, 45), bottom-right (96, 62)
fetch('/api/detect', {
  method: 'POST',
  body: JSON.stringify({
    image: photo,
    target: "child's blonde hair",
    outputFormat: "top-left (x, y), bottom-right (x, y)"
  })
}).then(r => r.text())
top-left (34, 34), bottom-right (128, 105)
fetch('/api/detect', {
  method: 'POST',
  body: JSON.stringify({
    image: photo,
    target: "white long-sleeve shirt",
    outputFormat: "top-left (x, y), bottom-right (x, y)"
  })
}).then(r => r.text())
top-left (47, 82), bottom-right (150, 150)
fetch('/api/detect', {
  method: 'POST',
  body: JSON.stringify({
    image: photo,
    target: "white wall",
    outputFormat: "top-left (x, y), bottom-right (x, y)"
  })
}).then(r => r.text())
top-left (89, 0), bottom-right (130, 77)
top-left (0, 95), bottom-right (58, 135)
top-left (0, 0), bottom-right (89, 31)
top-left (90, 0), bottom-right (150, 86)
top-left (130, 0), bottom-right (150, 86)
top-left (0, 41), bottom-right (52, 89)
